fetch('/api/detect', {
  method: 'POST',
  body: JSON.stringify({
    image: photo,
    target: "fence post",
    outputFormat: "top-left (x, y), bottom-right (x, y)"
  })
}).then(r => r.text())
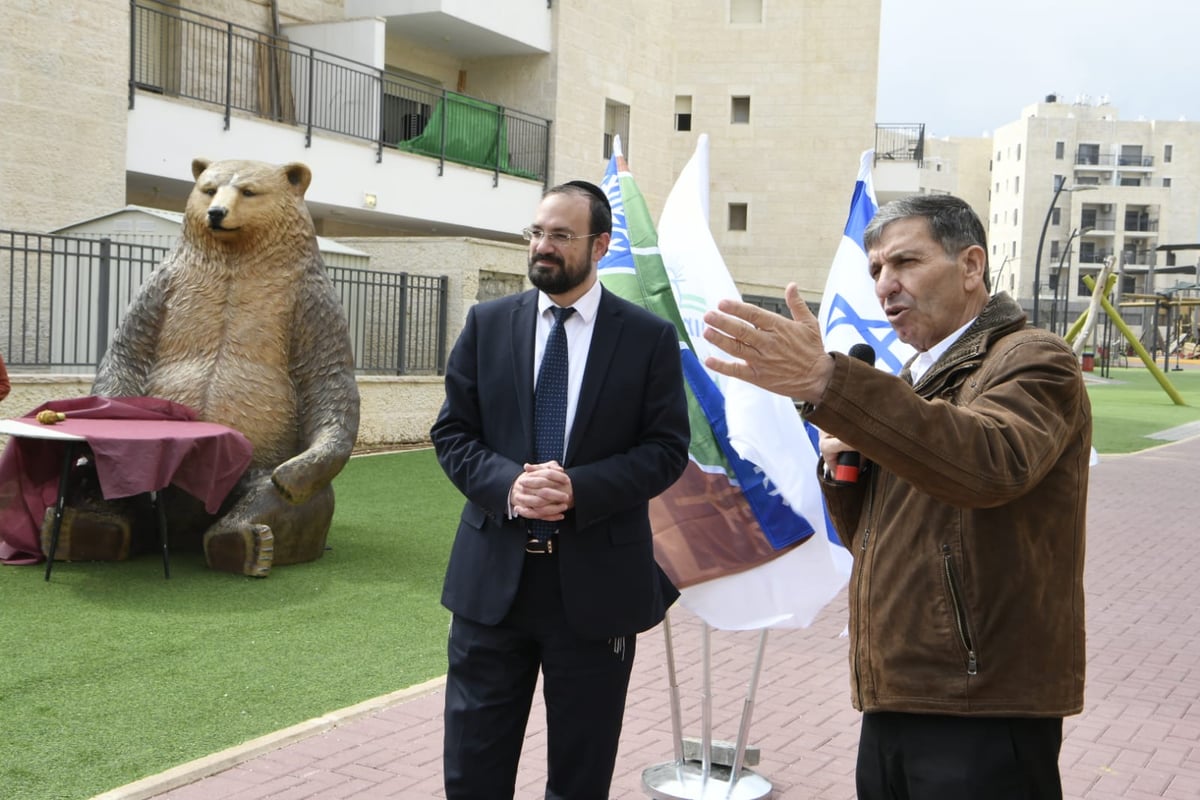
top-left (97, 239), bottom-right (113, 366)
top-left (129, 0), bottom-right (138, 110)
top-left (305, 47), bottom-right (315, 147)
top-left (493, 106), bottom-right (505, 187)
top-left (395, 273), bottom-right (409, 375)
top-left (223, 22), bottom-right (234, 130)
top-left (437, 275), bottom-right (448, 376)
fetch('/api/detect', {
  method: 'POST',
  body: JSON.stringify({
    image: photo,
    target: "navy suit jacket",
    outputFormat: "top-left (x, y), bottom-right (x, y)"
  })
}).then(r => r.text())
top-left (432, 286), bottom-right (689, 639)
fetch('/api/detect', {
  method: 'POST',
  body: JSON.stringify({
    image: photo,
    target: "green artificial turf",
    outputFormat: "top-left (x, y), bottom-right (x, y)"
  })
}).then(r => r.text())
top-left (1085, 365), bottom-right (1200, 453)
top-left (0, 448), bottom-right (459, 800)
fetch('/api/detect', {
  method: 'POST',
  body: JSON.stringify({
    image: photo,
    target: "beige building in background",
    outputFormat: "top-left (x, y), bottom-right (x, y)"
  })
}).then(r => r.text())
top-left (990, 96), bottom-right (1200, 335)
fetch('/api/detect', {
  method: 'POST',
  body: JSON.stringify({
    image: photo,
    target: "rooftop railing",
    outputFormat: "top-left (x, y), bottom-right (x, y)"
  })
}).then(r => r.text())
top-left (874, 124), bottom-right (925, 167)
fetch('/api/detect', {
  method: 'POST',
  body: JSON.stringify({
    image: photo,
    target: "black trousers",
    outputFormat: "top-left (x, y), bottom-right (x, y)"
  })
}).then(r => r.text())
top-left (856, 711), bottom-right (1064, 800)
top-left (443, 553), bottom-right (636, 800)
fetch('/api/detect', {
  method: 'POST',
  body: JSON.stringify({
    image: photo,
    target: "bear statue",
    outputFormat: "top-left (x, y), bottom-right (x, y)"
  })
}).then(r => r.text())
top-left (91, 158), bottom-right (361, 577)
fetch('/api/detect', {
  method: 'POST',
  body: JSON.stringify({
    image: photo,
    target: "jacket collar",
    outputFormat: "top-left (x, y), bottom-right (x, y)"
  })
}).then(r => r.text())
top-left (909, 292), bottom-right (1028, 391)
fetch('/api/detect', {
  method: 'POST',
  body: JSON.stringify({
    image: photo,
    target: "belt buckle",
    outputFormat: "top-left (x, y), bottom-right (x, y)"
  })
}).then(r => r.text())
top-left (525, 534), bottom-right (556, 555)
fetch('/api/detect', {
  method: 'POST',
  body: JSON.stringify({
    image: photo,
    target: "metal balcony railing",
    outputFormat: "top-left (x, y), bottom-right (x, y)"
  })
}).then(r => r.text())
top-left (0, 230), bottom-right (447, 375)
top-left (874, 124), bottom-right (925, 167)
top-left (1074, 151), bottom-right (1155, 168)
top-left (128, 1), bottom-right (550, 184)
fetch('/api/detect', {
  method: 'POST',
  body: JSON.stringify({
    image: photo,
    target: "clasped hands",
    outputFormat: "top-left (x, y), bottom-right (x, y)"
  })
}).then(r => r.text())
top-left (511, 461), bottom-right (573, 522)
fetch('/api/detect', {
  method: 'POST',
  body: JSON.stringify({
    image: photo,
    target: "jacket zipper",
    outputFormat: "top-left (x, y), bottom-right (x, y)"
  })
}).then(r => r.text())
top-left (852, 473), bottom-right (880, 707)
top-left (941, 544), bottom-right (978, 675)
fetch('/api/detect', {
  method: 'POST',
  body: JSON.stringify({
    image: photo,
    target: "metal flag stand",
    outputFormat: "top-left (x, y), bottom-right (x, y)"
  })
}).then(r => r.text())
top-left (641, 613), bottom-right (773, 799)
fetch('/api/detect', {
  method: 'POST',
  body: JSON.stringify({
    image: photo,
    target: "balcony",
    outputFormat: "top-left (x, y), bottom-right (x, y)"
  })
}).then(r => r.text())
top-left (1075, 152), bottom-right (1155, 168)
top-left (344, 0), bottom-right (551, 57)
top-left (127, 2), bottom-right (549, 237)
top-left (872, 123), bottom-right (924, 202)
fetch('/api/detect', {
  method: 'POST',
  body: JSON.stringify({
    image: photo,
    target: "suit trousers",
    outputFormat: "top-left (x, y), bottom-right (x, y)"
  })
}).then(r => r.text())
top-left (856, 711), bottom-right (1064, 800)
top-left (443, 552), bottom-right (636, 800)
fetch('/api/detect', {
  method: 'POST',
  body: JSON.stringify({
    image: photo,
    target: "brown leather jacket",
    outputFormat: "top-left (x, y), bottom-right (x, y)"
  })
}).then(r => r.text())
top-left (806, 293), bottom-right (1090, 717)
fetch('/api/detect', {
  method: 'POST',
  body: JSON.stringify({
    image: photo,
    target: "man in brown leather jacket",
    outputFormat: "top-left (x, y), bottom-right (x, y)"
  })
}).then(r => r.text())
top-left (701, 194), bottom-right (1090, 800)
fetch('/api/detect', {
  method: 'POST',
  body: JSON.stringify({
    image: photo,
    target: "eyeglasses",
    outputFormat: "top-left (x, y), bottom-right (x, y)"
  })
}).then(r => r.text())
top-left (521, 227), bottom-right (602, 246)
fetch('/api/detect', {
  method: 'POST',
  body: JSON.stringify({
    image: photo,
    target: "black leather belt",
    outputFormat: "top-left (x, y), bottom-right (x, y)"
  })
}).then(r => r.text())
top-left (525, 534), bottom-right (558, 555)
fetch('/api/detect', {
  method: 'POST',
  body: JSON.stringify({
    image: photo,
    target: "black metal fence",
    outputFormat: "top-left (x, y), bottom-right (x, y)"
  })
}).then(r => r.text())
top-left (874, 124), bottom-right (925, 167)
top-left (129, 0), bottom-right (550, 183)
top-left (0, 230), bottom-right (447, 376)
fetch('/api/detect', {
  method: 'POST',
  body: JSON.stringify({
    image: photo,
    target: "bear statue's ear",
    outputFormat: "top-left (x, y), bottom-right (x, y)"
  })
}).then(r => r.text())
top-left (283, 163), bottom-right (312, 196)
top-left (191, 159), bottom-right (211, 180)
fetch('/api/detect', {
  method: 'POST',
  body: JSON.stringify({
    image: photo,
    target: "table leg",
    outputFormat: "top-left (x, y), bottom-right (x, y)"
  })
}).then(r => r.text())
top-left (150, 490), bottom-right (170, 579)
top-left (44, 442), bottom-right (77, 582)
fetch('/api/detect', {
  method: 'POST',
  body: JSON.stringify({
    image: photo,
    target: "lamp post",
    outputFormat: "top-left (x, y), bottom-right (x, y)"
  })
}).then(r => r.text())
top-left (1052, 227), bottom-right (1092, 335)
top-left (1033, 179), bottom-right (1096, 328)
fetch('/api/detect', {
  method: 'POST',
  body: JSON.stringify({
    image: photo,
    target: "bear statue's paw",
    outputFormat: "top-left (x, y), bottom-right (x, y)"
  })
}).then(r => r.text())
top-left (204, 524), bottom-right (275, 578)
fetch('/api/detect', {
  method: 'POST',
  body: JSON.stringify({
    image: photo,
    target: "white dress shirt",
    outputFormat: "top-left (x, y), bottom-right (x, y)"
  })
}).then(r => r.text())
top-left (909, 317), bottom-right (976, 385)
top-left (534, 279), bottom-right (602, 452)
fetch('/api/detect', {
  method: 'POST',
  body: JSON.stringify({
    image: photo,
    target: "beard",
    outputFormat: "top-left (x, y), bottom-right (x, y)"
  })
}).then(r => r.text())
top-left (527, 251), bottom-right (591, 296)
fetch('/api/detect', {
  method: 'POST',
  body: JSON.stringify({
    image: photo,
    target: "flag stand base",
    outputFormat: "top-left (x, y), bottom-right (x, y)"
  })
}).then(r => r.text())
top-left (641, 761), bottom-right (772, 799)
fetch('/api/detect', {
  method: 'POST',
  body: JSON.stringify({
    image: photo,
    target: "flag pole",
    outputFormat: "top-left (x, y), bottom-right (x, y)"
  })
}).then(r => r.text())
top-left (662, 612), bottom-right (686, 765)
top-left (727, 629), bottom-right (768, 787)
top-left (641, 619), bottom-right (773, 800)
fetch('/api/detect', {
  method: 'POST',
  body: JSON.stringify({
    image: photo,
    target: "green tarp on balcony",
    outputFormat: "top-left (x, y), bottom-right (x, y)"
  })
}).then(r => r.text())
top-left (397, 93), bottom-right (533, 179)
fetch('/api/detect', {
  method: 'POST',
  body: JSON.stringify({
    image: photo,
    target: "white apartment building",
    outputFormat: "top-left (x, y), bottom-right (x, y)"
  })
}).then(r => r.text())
top-left (990, 96), bottom-right (1200, 334)
top-left (1, 0), bottom-right (881, 306)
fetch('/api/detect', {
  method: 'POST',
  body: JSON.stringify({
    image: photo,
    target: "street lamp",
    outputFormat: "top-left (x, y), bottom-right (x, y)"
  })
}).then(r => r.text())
top-left (1033, 179), bottom-right (1096, 328)
top-left (1052, 227), bottom-right (1092, 335)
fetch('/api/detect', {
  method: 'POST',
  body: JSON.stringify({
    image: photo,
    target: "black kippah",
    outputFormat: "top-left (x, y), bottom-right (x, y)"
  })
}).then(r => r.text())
top-left (563, 180), bottom-right (611, 215)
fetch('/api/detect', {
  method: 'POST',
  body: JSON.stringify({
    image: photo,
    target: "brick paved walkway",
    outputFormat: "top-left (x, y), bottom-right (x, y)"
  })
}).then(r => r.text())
top-left (103, 434), bottom-right (1200, 800)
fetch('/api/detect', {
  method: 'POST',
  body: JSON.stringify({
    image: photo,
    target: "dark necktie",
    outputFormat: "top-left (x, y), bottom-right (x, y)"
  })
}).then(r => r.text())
top-left (529, 306), bottom-right (575, 547)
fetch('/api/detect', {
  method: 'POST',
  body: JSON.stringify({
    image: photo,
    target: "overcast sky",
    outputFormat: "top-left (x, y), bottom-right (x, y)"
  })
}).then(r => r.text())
top-left (876, 0), bottom-right (1200, 138)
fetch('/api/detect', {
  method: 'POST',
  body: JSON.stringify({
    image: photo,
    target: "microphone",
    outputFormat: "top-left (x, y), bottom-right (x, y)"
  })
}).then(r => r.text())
top-left (832, 343), bottom-right (876, 485)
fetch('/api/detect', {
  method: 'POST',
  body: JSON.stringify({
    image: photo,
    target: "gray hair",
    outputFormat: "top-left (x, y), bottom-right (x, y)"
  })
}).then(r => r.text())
top-left (863, 194), bottom-right (991, 291)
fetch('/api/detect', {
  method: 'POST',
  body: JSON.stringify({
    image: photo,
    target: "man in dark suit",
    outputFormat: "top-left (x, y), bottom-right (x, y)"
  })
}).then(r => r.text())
top-left (431, 180), bottom-right (690, 799)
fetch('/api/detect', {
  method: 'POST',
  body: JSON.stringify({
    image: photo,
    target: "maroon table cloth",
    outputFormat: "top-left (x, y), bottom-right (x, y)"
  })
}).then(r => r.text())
top-left (0, 396), bottom-right (254, 565)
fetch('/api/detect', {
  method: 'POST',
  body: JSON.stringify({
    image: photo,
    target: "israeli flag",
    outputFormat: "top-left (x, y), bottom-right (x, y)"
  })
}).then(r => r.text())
top-left (818, 151), bottom-right (916, 374)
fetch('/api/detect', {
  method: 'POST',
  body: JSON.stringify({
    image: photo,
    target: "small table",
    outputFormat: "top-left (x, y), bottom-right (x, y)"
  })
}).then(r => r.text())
top-left (0, 402), bottom-right (254, 579)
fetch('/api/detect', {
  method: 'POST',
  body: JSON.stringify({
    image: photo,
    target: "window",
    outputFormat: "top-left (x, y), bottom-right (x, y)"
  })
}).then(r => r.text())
top-left (1119, 145), bottom-right (1144, 167)
top-left (1164, 144), bottom-right (1173, 163)
top-left (993, 212), bottom-right (999, 224)
top-left (1053, 174), bottom-right (1064, 191)
top-left (728, 203), bottom-right (748, 231)
top-left (730, 0), bottom-right (763, 23)
top-left (1051, 208), bottom-right (1061, 226)
top-left (731, 96), bottom-right (751, 124)
top-left (1012, 241), bottom-right (1017, 257)
top-left (1076, 176), bottom-right (1100, 185)
top-left (1079, 241), bottom-right (1097, 262)
top-left (674, 95), bottom-right (692, 132)
top-left (1120, 177), bottom-right (1141, 187)
top-left (1016, 143), bottom-right (1022, 160)
top-left (1080, 208), bottom-right (1097, 229)
top-left (1014, 176), bottom-right (1020, 193)
top-left (603, 99), bottom-right (630, 160)
top-left (1013, 209), bottom-right (1018, 225)
top-left (1055, 141), bottom-right (1065, 159)
top-left (996, 150), bottom-right (1001, 162)
top-left (1163, 177), bottom-right (1172, 188)
top-left (1050, 240), bottom-right (1061, 260)
top-left (1077, 144), bottom-right (1099, 165)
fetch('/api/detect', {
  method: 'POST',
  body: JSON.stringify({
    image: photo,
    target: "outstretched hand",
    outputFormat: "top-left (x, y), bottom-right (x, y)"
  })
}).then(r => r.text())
top-left (702, 283), bottom-right (834, 404)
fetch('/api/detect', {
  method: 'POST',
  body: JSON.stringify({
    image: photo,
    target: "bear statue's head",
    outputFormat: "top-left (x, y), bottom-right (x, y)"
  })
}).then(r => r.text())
top-left (186, 159), bottom-right (316, 251)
